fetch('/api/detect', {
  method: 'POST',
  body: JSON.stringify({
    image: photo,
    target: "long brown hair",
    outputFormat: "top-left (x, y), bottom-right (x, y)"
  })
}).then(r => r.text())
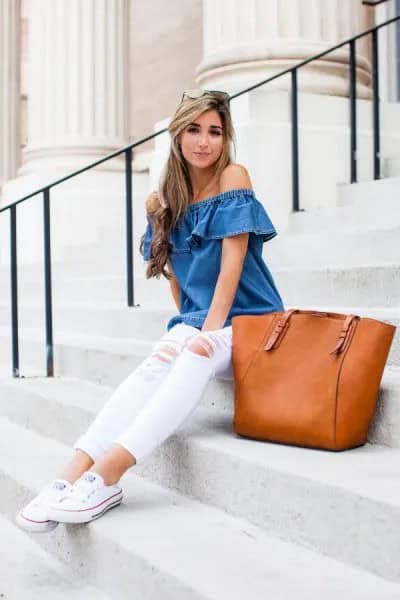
top-left (139, 93), bottom-right (236, 280)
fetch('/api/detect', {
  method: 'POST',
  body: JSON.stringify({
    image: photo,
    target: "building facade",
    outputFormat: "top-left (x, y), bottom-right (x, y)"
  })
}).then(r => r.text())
top-left (1, 0), bottom-right (400, 196)
top-left (0, 0), bottom-right (399, 265)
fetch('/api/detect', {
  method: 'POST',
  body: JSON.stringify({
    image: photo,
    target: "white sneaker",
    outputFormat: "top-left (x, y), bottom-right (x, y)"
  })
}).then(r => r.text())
top-left (47, 471), bottom-right (123, 524)
top-left (15, 479), bottom-right (74, 533)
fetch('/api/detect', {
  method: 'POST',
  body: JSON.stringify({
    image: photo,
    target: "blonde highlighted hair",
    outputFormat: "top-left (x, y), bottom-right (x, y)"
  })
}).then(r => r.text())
top-left (139, 93), bottom-right (236, 280)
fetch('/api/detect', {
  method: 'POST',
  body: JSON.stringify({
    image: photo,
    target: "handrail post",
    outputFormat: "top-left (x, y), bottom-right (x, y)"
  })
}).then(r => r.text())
top-left (10, 204), bottom-right (20, 377)
top-left (349, 39), bottom-right (358, 183)
top-left (371, 27), bottom-right (381, 179)
top-left (43, 188), bottom-right (54, 377)
top-left (291, 68), bottom-right (301, 212)
top-left (125, 147), bottom-right (134, 307)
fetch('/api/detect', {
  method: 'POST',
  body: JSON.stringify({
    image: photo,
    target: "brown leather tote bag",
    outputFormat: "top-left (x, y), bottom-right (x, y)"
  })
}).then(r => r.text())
top-left (232, 309), bottom-right (396, 451)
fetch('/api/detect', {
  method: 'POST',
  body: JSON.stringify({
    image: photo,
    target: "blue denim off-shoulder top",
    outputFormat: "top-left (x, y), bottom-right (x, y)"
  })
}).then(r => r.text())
top-left (142, 188), bottom-right (285, 331)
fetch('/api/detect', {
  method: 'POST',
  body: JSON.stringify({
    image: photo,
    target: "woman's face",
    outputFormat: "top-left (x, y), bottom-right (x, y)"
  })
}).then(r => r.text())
top-left (179, 109), bottom-right (224, 169)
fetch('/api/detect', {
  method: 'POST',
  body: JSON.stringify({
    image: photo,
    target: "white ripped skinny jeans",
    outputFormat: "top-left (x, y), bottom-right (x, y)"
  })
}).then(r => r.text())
top-left (73, 323), bottom-right (233, 464)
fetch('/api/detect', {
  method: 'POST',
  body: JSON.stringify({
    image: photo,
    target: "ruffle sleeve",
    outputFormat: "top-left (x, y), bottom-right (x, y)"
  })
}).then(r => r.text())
top-left (142, 217), bottom-right (153, 261)
top-left (185, 188), bottom-right (278, 246)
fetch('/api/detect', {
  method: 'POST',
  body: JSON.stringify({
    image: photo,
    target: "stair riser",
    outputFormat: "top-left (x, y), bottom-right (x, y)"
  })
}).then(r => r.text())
top-left (368, 382), bottom-right (400, 447)
top-left (288, 180), bottom-right (400, 235)
top-left (2, 265), bottom-right (399, 309)
top-left (139, 434), bottom-right (400, 583)
top-left (1, 386), bottom-right (399, 582)
top-left (0, 309), bottom-right (398, 375)
top-left (274, 268), bottom-right (400, 308)
top-left (0, 274), bottom-right (172, 307)
top-left (0, 335), bottom-right (149, 385)
top-left (267, 229), bottom-right (400, 269)
top-left (0, 306), bottom-right (171, 340)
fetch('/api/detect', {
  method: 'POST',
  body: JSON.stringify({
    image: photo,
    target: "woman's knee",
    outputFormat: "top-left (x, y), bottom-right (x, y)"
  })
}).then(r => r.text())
top-left (149, 325), bottom-right (202, 364)
top-left (185, 331), bottom-right (225, 358)
top-left (149, 337), bottom-right (185, 365)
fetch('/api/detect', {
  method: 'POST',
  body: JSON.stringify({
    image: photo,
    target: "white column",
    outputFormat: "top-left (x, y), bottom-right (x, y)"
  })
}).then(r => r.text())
top-left (0, 0), bottom-right (21, 194)
top-left (1, 0), bottom-right (132, 266)
top-left (197, 0), bottom-right (374, 98)
top-left (375, 0), bottom-right (399, 102)
top-left (21, 0), bottom-right (130, 173)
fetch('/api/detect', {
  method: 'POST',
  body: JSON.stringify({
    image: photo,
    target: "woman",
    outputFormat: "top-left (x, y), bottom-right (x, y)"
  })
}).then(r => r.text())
top-left (16, 89), bottom-right (285, 533)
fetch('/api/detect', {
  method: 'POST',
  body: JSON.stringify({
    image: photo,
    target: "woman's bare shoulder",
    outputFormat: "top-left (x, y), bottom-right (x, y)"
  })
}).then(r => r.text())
top-left (219, 163), bottom-right (253, 193)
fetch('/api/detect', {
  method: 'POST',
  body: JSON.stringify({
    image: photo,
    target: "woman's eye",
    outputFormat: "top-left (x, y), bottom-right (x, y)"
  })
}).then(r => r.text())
top-left (187, 128), bottom-right (221, 135)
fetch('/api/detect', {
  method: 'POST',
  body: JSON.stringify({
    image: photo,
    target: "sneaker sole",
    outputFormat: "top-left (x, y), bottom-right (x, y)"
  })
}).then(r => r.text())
top-left (15, 510), bottom-right (59, 533)
top-left (89, 496), bottom-right (123, 521)
top-left (47, 491), bottom-right (123, 524)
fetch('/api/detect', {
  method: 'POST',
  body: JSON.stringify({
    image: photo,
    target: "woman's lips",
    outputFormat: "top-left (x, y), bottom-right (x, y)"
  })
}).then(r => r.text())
top-left (194, 152), bottom-right (210, 157)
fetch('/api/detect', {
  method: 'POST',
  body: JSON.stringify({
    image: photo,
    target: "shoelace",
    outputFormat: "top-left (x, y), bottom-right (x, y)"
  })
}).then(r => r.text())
top-left (51, 480), bottom-right (68, 491)
top-left (30, 480), bottom-right (68, 507)
top-left (66, 474), bottom-right (102, 502)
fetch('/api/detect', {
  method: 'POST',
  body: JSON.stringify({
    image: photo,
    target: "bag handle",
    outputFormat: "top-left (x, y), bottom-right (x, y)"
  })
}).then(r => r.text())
top-left (264, 309), bottom-right (360, 355)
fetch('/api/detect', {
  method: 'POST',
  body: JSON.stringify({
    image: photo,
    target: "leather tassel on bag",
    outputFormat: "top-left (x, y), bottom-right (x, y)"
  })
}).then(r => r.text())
top-left (232, 309), bottom-right (397, 451)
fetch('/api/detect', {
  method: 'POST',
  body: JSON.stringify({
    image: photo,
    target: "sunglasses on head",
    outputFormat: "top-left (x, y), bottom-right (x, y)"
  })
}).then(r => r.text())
top-left (180, 88), bottom-right (230, 105)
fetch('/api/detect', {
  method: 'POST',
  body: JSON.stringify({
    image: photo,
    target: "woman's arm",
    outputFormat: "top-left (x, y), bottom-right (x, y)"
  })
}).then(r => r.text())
top-left (201, 164), bottom-right (253, 331)
top-left (167, 258), bottom-right (181, 312)
top-left (201, 232), bottom-right (249, 331)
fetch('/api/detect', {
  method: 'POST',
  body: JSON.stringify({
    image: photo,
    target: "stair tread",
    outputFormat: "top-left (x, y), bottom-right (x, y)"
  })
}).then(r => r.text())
top-left (274, 264), bottom-right (400, 273)
top-left (181, 408), bottom-right (400, 507)
top-left (0, 300), bottom-right (399, 317)
top-left (0, 325), bottom-right (153, 355)
top-left (0, 514), bottom-right (109, 599)
top-left (0, 301), bottom-right (398, 346)
top-left (0, 415), bottom-right (399, 599)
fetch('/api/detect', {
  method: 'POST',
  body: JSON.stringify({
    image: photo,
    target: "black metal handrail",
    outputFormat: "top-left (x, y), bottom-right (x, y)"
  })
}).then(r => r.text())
top-left (1, 15), bottom-right (399, 378)
top-left (362, 1), bottom-right (389, 6)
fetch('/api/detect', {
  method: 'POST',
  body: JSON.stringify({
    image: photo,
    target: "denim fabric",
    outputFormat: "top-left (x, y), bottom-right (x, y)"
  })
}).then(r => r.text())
top-left (143, 188), bottom-right (285, 331)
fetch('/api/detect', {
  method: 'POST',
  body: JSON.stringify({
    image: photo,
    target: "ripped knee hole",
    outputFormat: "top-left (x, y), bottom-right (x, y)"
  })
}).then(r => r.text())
top-left (185, 333), bottom-right (218, 358)
top-left (150, 339), bottom-right (184, 364)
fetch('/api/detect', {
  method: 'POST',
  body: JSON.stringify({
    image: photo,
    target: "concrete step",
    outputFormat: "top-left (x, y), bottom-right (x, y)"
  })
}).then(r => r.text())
top-left (288, 176), bottom-right (400, 235)
top-left (0, 247), bottom-right (145, 282)
top-left (0, 310), bottom-right (398, 448)
top-left (1, 385), bottom-right (400, 586)
top-left (2, 418), bottom-right (398, 599)
top-left (0, 326), bottom-right (153, 385)
top-left (273, 265), bottom-right (400, 308)
top-left (0, 513), bottom-right (110, 599)
top-left (0, 301), bottom-right (400, 356)
top-left (8, 263), bottom-right (399, 308)
top-left (1, 245), bottom-right (399, 309)
top-left (267, 226), bottom-right (400, 269)
top-left (0, 301), bottom-right (173, 340)
top-left (0, 270), bottom-right (162, 305)
top-left (0, 303), bottom-right (398, 375)
top-left (142, 411), bottom-right (400, 582)
top-left (0, 297), bottom-right (398, 452)
top-left (1, 356), bottom-right (399, 450)
top-left (1, 280), bottom-right (399, 331)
